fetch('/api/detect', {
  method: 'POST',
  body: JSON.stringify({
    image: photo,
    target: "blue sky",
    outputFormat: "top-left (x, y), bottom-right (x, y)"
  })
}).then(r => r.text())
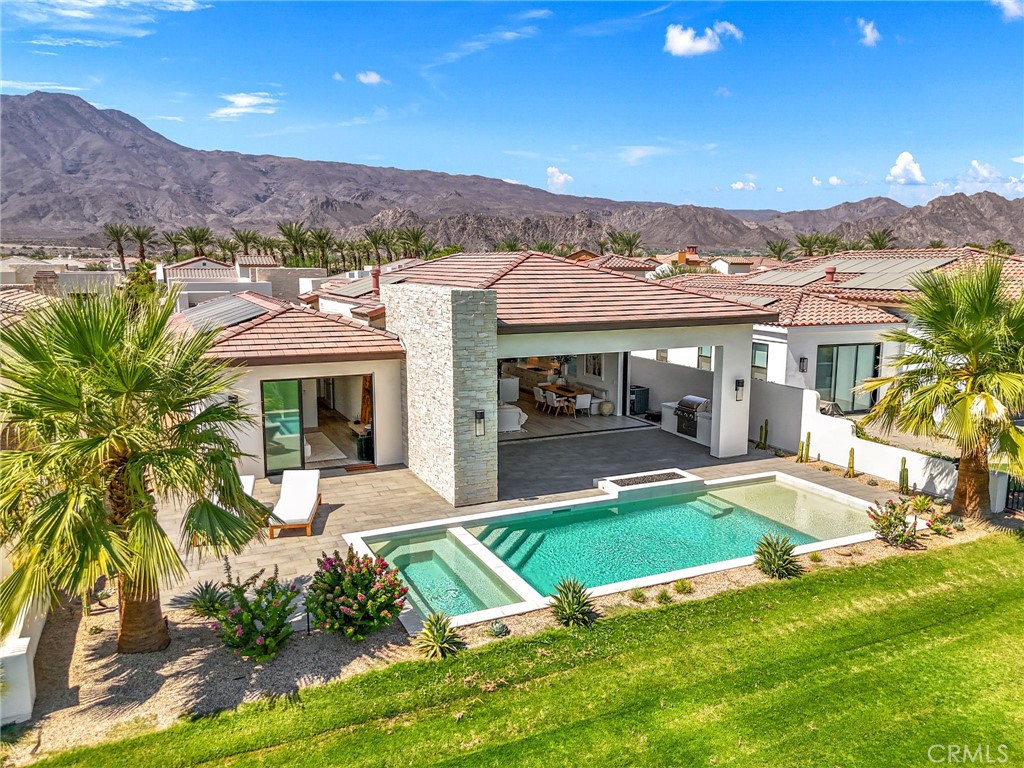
top-left (2, 1), bottom-right (1022, 210)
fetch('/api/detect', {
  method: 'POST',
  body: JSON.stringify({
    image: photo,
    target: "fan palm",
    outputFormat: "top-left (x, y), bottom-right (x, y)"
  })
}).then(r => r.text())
top-left (179, 226), bottom-right (212, 259)
top-left (230, 229), bottom-right (261, 256)
top-left (765, 239), bottom-right (793, 260)
top-left (127, 225), bottom-right (157, 263)
top-left (865, 228), bottom-right (897, 250)
top-left (307, 228), bottom-right (336, 270)
top-left (0, 289), bottom-right (264, 652)
top-left (859, 258), bottom-right (1024, 518)
top-left (794, 233), bottom-right (821, 259)
top-left (103, 223), bottom-right (131, 273)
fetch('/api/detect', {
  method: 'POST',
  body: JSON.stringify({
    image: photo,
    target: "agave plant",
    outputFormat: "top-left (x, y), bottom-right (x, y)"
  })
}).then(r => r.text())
top-left (550, 577), bottom-right (595, 627)
top-left (488, 619), bottom-right (510, 638)
top-left (186, 580), bottom-right (229, 618)
top-left (754, 533), bottom-right (804, 579)
top-left (413, 612), bottom-right (462, 660)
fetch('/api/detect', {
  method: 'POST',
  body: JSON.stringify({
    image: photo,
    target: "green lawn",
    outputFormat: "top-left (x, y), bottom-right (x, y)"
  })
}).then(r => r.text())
top-left (36, 535), bottom-right (1024, 767)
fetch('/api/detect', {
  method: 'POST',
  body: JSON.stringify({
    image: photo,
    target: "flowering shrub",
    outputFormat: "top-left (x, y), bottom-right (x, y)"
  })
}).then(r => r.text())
top-left (305, 548), bottom-right (407, 641)
top-left (927, 510), bottom-right (955, 536)
top-left (213, 564), bottom-right (300, 662)
top-left (867, 498), bottom-right (918, 548)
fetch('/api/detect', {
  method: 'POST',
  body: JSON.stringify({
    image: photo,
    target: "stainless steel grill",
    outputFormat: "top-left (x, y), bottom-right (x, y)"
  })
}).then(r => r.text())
top-left (673, 395), bottom-right (710, 437)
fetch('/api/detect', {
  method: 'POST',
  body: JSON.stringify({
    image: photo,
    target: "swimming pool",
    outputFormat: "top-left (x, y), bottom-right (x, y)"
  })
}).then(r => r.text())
top-left (347, 471), bottom-right (876, 630)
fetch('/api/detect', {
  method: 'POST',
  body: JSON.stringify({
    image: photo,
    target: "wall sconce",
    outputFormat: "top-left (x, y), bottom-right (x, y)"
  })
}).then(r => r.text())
top-left (799, 357), bottom-right (808, 373)
top-left (227, 395), bottom-right (239, 406)
top-left (734, 379), bottom-right (745, 402)
top-left (474, 408), bottom-right (486, 437)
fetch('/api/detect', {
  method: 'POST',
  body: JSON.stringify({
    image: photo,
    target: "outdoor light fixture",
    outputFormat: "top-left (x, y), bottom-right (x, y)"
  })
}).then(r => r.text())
top-left (735, 378), bottom-right (745, 402)
top-left (227, 395), bottom-right (239, 406)
top-left (474, 408), bottom-right (486, 437)
top-left (799, 357), bottom-right (808, 373)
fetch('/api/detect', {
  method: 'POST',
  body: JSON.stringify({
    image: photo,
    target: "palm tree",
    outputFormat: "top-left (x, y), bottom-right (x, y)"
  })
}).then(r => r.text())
top-left (364, 228), bottom-right (387, 266)
top-left (231, 229), bottom-right (261, 256)
top-left (127, 225), bottom-right (157, 263)
top-left (277, 220), bottom-right (308, 261)
top-left (531, 240), bottom-right (557, 255)
top-left (817, 234), bottom-right (842, 256)
top-left (0, 289), bottom-right (264, 652)
top-left (608, 230), bottom-right (645, 257)
top-left (215, 237), bottom-right (240, 265)
top-left (765, 239), bottom-right (793, 260)
top-left (396, 227), bottom-right (427, 258)
top-left (795, 233), bottom-right (821, 259)
top-left (382, 229), bottom-right (399, 262)
top-left (495, 236), bottom-right (524, 252)
top-left (179, 226), bottom-right (212, 259)
top-left (103, 223), bottom-right (131, 273)
top-left (552, 244), bottom-right (575, 258)
top-left (161, 231), bottom-right (184, 261)
top-left (420, 239), bottom-right (441, 259)
top-left (841, 239), bottom-right (867, 251)
top-left (988, 240), bottom-right (1015, 256)
top-left (306, 228), bottom-right (336, 270)
top-left (595, 238), bottom-right (610, 256)
top-left (859, 258), bottom-right (1024, 518)
top-left (865, 228), bottom-right (897, 250)
top-left (927, 239), bottom-right (946, 249)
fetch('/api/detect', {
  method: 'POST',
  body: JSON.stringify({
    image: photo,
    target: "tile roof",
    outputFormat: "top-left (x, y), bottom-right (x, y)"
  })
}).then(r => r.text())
top-left (365, 251), bottom-right (778, 331)
top-left (697, 290), bottom-right (902, 327)
top-left (186, 292), bottom-right (404, 365)
top-left (0, 288), bottom-right (52, 328)
top-left (236, 254), bottom-right (278, 267)
top-left (589, 254), bottom-right (664, 271)
top-left (165, 268), bottom-right (239, 280)
top-left (165, 256), bottom-right (232, 270)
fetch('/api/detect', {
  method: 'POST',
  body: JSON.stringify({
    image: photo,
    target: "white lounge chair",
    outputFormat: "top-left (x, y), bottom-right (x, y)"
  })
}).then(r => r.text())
top-left (240, 474), bottom-right (255, 496)
top-left (269, 469), bottom-right (321, 538)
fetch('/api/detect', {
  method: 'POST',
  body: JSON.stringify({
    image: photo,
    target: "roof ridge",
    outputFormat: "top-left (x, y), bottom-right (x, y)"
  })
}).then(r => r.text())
top-left (291, 302), bottom-right (401, 339)
top-left (210, 304), bottom-right (290, 343)
top-left (479, 251), bottom-right (536, 287)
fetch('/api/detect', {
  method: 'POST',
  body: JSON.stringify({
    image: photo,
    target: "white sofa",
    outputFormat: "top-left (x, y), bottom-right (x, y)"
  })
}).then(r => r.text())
top-left (497, 403), bottom-right (528, 433)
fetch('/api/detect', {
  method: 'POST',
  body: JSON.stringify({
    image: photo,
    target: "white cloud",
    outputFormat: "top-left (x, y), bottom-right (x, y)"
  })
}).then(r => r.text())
top-left (1013, 155), bottom-right (1024, 164)
top-left (990, 0), bottom-right (1024, 20)
top-left (664, 20), bottom-right (743, 57)
top-left (7, 1), bottom-right (208, 40)
top-left (811, 176), bottom-right (823, 186)
top-left (828, 175), bottom-right (844, 186)
top-left (356, 70), bottom-right (388, 85)
top-left (619, 145), bottom-right (671, 165)
top-left (0, 79), bottom-right (85, 92)
top-left (730, 180), bottom-right (756, 191)
top-left (776, 186), bottom-right (784, 193)
top-left (572, 4), bottom-right (669, 37)
top-left (208, 92), bottom-right (279, 120)
top-left (885, 151), bottom-right (927, 185)
top-left (714, 86), bottom-right (732, 98)
top-left (28, 35), bottom-right (119, 47)
top-left (426, 26), bottom-right (539, 68)
top-left (331, 72), bottom-right (344, 82)
top-left (951, 159), bottom-right (1024, 195)
top-left (857, 18), bottom-right (881, 47)
top-left (31, 49), bottom-right (60, 55)
top-left (149, 114), bottom-right (183, 121)
top-left (516, 9), bottom-right (552, 20)
top-left (547, 166), bottom-right (573, 192)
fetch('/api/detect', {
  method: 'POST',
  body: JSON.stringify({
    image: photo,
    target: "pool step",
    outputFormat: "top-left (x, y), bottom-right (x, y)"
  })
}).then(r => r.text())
top-left (508, 532), bottom-right (545, 570)
top-left (483, 526), bottom-right (515, 551)
top-left (692, 496), bottom-right (734, 519)
top-left (497, 528), bottom-right (532, 560)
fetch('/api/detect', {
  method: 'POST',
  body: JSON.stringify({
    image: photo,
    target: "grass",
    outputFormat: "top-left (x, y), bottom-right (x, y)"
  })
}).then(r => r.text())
top-left (29, 535), bottom-right (1024, 767)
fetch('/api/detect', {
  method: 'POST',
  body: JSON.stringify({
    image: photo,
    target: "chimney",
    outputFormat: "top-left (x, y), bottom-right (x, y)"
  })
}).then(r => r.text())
top-left (686, 245), bottom-right (698, 255)
top-left (33, 269), bottom-right (59, 295)
top-left (676, 250), bottom-right (686, 265)
top-left (370, 265), bottom-right (381, 295)
top-left (824, 266), bottom-right (837, 283)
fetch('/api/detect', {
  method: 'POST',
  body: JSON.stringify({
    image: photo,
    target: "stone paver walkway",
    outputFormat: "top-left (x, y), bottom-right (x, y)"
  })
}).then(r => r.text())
top-left (162, 429), bottom-right (888, 605)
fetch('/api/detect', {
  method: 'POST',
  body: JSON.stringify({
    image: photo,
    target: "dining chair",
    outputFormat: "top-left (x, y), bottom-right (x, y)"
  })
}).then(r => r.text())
top-left (532, 386), bottom-right (547, 411)
top-left (544, 389), bottom-right (568, 416)
top-left (573, 393), bottom-right (592, 418)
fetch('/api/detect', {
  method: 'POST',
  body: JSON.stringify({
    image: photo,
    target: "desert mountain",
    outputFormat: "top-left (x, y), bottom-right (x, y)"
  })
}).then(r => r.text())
top-left (1, 92), bottom-right (1020, 251)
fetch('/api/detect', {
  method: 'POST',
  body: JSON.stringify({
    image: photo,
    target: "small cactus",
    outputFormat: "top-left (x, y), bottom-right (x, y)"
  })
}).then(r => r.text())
top-left (804, 432), bottom-right (812, 462)
top-left (763, 419), bottom-right (769, 449)
top-left (758, 423), bottom-right (765, 450)
top-left (796, 440), bottom-right (805, 463)
top-left (898, 457), bottom-right (910, 495)
top-left (845, 448), bottom-right (856, 478)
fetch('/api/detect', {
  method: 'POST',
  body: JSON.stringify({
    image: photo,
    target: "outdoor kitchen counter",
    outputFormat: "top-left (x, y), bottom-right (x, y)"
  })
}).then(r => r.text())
top-left (660, 402), bottom-right (713, 447)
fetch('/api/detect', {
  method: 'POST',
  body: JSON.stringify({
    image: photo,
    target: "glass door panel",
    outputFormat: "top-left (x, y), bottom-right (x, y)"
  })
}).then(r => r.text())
top-left (262, 379), bottom-right (303, 473)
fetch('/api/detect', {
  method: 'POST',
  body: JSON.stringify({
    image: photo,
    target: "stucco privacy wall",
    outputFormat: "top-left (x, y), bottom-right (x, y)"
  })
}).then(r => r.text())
top-left (0, 550), bottom-right (46, 724)
top-left (383, 283), bottom-right (498, 506)
top-left (232, 359), bottom-right (403, 479)
top-left (253, 268), bottom-right (326, 302)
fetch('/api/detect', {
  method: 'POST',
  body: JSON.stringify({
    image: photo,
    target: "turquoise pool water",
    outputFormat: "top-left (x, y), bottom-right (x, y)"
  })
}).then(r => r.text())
top-left (372, 531), bottom-right (521, 617)
top-left (466, 480), bottom-right (870, 595)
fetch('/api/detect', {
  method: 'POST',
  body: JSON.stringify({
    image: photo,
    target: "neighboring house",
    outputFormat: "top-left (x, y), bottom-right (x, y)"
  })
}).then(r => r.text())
top-left (0, 287), bottom-right (51, 328)
top-left (156, 257), bottom-right (325, 307)
top-left (708, 256), bottom-right (779, 275)
top-left (640, 247), bottom-right (1022, 414)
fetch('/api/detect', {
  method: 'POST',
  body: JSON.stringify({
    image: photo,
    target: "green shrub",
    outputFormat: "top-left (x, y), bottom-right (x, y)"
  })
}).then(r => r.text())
top-left (808, 551), bottom-right (823, 563)
top-left (488, 619), bottom-right (510, 638)
top-left (550, 577), bottom-right (595, 627)
top-left (414, 612), bottom-right (462, 659)
top-left (867, 478), bottom-right (879, 487)
top-left (953, 519), bottom-right (966, 532)
top-left (186, 580), bottom-right (229, 618)
top-left (655, 589), bottom-right (673, 605)
top-left (628, 588), bottom-right (646, 603)
top-left (214, 565), bottom-right (300, 662)
top-left (754, 533), bottom-right (804, 579)
top-left (673, 578), bottom-right (694, 594)
top-left (305, 548), bottom-right (408, 641)
top-left (926, 509), bottom-right (954, 536)
top-left (867, 498), bottom-right (919, 548)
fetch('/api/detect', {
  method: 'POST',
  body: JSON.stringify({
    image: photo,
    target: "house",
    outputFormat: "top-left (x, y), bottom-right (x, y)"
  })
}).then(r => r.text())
top-left (640, 247), bottom-right (1023, 414)
top-left (708, 255), bottom-right (779, 275)
top-left (156, 256), bottom-right (326, 308)
top-left (212, 251), bottom-right (778, 506)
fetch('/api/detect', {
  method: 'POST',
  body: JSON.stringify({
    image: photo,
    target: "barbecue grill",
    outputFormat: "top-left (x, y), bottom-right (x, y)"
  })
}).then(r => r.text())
top-left (672, 395), bottom-right (711, 437)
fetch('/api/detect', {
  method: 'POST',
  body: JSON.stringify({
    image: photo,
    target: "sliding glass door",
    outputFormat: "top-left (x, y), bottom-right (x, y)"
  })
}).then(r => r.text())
top-left (814, 344), bottom-right (879, 413)
top-left (262, 379), bottom-right (304, 473)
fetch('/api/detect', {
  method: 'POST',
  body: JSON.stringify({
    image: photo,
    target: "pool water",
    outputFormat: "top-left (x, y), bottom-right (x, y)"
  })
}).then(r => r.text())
top-left (466, 480), bottom-right (870, 595)
top-left (372, 531), bottom-right (521, 617)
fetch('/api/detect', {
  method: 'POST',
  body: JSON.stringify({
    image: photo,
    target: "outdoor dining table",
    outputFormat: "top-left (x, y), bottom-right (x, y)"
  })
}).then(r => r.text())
top-left (540, 383), bottom-right (590, 398)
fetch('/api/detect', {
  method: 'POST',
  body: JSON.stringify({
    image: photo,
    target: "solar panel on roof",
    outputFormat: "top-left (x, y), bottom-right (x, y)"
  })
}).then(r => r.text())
top-left (743, 270), bottom-right (821, 287)
top-left (328, 273), bottom-right (407, 298)
top-left (182, 295), bottom-right (268, 329)
top-left (722, 295), bottom-right (780, 307)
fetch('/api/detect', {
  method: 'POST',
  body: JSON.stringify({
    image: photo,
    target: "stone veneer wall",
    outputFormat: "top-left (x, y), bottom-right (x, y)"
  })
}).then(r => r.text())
top-left (381, 283), bottom-right (498, 506)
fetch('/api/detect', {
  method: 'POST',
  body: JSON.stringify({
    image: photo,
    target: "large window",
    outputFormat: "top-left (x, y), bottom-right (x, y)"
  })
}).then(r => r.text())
top-left (697, 346), bottom-right (713, 371)
top-left (751, 342), bottom-right (769, 381)
top-left (815, 344), bottom-right (880, 413)
top-left (262, 379), bottom-right (304, 473)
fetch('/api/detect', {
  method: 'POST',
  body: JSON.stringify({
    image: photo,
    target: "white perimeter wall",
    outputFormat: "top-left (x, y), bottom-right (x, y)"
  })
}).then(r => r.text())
top-left (232, 359), bottom-right (404, 479)
top-left (0, 550), bottom-right (46, 724)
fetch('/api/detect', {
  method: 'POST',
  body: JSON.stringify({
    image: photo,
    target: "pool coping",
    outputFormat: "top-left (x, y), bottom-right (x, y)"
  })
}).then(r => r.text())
top-left (345, 469), bottom-right (900, 633)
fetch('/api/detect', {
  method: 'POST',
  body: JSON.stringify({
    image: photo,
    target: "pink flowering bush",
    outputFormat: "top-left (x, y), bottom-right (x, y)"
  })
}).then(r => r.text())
top-left (867, 498), bottom-right (919, 548)
top-left (305, 548), bottom-right (408, 641)
top-left (214, 563), bottom-right (300, 662)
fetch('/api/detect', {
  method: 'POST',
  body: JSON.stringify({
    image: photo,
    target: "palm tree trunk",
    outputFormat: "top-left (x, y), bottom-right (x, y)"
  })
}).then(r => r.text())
top-left (117, 244), bottom-right (126, 273)
top-left (951, 450), bottom-right (991, 519)
top-left (117, 576), bottom-right (170, 653)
